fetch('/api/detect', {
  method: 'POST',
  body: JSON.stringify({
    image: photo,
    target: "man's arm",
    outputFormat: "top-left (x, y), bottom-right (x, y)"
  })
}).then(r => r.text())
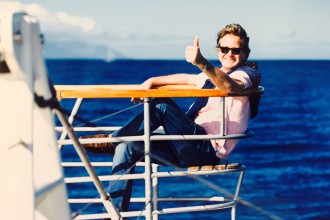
top-left (138, 73), bottom-right (196, 90)
top-left (185, 36), bottom-right (245, 93)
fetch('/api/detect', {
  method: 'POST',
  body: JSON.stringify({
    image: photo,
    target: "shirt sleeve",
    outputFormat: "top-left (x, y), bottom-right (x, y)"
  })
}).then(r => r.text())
top-left (188, 68), bottom-right (254, 89)
top-left (229, 70), bottom-right (252, 89)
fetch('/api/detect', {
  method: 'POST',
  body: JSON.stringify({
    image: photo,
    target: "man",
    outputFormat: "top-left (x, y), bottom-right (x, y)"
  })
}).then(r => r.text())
top-left (81, 23), bottom-right (261, 212)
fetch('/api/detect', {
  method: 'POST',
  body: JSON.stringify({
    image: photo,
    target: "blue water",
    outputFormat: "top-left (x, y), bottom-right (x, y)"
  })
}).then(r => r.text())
top-left (47, 59), bottom-right (330, 220)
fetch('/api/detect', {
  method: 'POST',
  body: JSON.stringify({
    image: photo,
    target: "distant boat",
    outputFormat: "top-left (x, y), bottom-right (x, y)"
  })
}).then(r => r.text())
top-left (105, 47), bottom-right (117, 62)
top-left (105, 46), bottom-right (128, 62)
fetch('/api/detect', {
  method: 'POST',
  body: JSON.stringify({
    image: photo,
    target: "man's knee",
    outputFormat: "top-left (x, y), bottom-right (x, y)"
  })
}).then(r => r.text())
top-left (114, 142), bottom-right (144, 160)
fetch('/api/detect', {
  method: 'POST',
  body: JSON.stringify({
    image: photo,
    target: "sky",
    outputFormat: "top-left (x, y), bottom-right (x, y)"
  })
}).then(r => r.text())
top-left (3, 0), bottom-right (330, 60)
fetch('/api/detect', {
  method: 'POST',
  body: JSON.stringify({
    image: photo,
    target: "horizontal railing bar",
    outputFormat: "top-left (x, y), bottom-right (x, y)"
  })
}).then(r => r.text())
top-left (68, 196), bottom-right (228, 204)
top-left (55, 127), bottom-right (165, 133)
top-left (157, 196), bottom-right (228, 202)
top-left (150, 132), bottom-right (254, 141)
top-left (62, 162), bottom-right (144, 167)
top-left (58, 135), bottom-right (144, 145)
top-left (153, 201), bottom-right (237, 215)
top-left (62, 161), bottom-right (147, 167)
top-left (65, 173), bottom-right (146, 183)
top-left (55, 126), bottom-right (121, 132)
top-left (65, 167), bottom-right (244, 183)
top-left (58, 132), bottom-right (254, 146)
top-left (68, 197), bottom-right (145, 204)
top-left (72, 200), bottom-right (237, 219)
top-left (62, 162), bottom-right (114, 167)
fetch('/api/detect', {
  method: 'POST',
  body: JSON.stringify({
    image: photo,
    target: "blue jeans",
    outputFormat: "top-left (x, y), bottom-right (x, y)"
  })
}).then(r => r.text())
top-left (109, 98), bottom-right (220, 212)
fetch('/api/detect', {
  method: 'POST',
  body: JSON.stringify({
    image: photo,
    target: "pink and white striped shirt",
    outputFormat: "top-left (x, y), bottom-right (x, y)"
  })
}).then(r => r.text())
top-left (188, 71), bottom-right (252, 159)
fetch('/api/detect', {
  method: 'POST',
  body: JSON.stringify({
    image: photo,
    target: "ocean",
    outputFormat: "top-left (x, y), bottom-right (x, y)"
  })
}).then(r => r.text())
top-left (47, 59), bottom-right (330, 220)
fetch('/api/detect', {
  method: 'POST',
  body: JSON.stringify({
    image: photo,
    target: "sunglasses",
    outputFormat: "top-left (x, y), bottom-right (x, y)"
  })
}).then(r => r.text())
top-left (216, 46), bottom-right (242, 55)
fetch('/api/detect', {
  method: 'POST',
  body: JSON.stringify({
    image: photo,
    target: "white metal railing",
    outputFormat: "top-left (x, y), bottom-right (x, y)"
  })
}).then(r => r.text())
top-left (55, 85), bottom-right (264, 220)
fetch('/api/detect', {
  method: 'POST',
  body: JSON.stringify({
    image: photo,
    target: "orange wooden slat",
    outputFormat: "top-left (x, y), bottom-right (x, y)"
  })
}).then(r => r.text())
top-left (55, 85), bottom-right (264, 99)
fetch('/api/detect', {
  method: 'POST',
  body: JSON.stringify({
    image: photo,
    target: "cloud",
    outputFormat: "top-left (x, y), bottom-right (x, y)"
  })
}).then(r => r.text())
top-left (22, 3), bottom-right (96, 34)
top-left (12, 2), bottom-right (105, 58)
top-left (55, 11), bottom-right (95, 33)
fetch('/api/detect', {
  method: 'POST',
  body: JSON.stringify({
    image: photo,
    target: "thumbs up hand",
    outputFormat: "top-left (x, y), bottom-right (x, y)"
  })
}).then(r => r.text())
top-left (185, 36), bottom-right (204, 66)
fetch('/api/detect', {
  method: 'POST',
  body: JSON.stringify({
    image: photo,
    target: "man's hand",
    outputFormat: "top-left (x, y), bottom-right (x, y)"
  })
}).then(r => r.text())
top-left (185, 36), bottom-right (205, 66)
top-left (131, 78), bottom-right (153, 104)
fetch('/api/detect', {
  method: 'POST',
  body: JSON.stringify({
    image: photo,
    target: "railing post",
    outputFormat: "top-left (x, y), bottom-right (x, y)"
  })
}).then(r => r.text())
top-left (57, 98), bottom-right (84, 150)
top-left (232, 168), bottom-right (245, 220)
top-left (144, 98), bottom-right (153, 219)
top-left (220, 97), bottom-right (226, 136)
top-left (152, 163), bottom-right (160, 220)
top-left (54, 109), bottom-right (121, 220)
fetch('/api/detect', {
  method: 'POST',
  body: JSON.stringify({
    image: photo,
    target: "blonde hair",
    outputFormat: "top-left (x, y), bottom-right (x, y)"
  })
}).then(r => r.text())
top-left (216, 23), bottom-right (251, 59)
